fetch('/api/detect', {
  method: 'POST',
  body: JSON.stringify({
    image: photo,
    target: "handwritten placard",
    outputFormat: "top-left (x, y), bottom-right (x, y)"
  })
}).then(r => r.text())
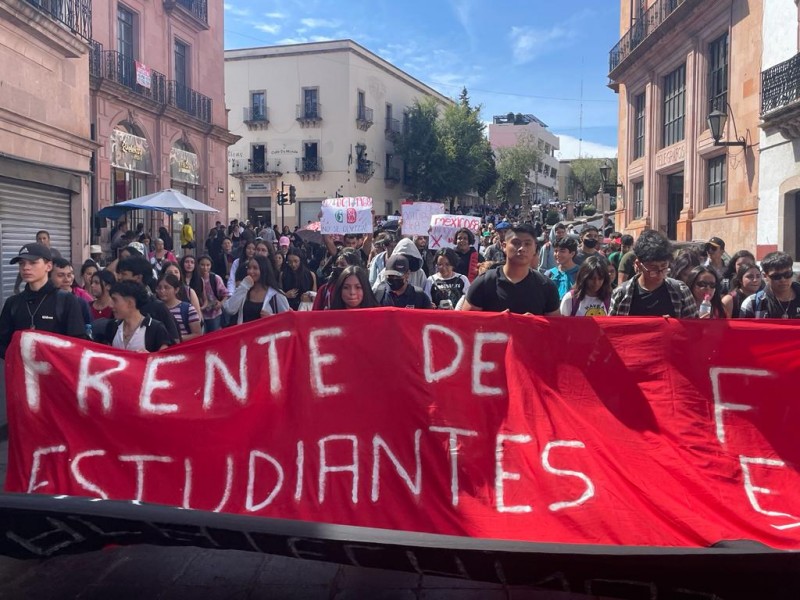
top-left (401, 202), bottom-right (445, 236)
top-left (428, 214), bottom-right (482, 250)
top-left (320, 197), bottom-right (373, 234)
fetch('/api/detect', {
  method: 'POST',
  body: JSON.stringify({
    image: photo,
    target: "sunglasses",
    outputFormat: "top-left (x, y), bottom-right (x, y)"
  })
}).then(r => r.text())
top-left (766, 271), bottom-right (794, 281)
top-left (694, 281), bottom-right (716, 289)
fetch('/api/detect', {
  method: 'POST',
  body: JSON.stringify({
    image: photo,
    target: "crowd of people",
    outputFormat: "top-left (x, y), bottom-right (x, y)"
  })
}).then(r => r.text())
top-left (0, 214), bottom-right (797, 358)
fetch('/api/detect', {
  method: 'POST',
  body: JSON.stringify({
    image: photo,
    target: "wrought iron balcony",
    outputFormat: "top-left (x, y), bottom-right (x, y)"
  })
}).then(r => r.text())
top-left (296, 102), bottom-right (322, 123)
top-left (356, 106), bottom-right (374, 131)
top-left (243, 106), bottom-right (269, 129)
top-left (25, 0), bottom-right (92, 42)
top-left (168, 80), bottom-right (212, 123)
top-left (385, 117), bottom-right (401, 139)
top-left (355, 159), bottom-right (374, 183)
top-left (609, 0), bottom-right (687, 75)
top-left (163, 0), bottom-right (207, 25)
top-left (230, 159), bottom-right (275, 176)
top-left (91, 47), bottom-right (168, 105)
top-left (762, 52), bottom-right (800, 137)
top-left (296, 157), bottom-right (323, 173)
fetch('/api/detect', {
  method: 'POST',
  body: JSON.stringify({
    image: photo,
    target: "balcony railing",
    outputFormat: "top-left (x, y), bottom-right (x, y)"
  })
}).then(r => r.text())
top-left (26, 0), bottom-right (92, 42)
top-left (296, 102), bottom-right (322, 122)
top-left (244, 106), bottom-right (269, 124)
top-left (175, 0), bottom-right (207, 23)
top-left (356, 106), bottom-right (374, 130)
top-left (92, 48), bottom-right (168, 105)
top-left (609, 0), bottom-right (685, 73)
top-left (296, 157), bottom-right (323, 173)
top-left (230, 159), bottom-right (273, 175)
top-left (762, 52), bottom-right (800, 116)
top-left (385, 117), bottom-right (401, 139)
top-left (355, 159), bottom-right (374, 183)
top-left (168, 80), bottom-right (212, 123)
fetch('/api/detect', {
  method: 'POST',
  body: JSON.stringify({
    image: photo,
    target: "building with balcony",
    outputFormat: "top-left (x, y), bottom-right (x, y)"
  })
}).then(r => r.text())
top-left (224, 40), bottom-right (452, 229)
top-left (90, 0), bottom-right (238, 248)
top-left (0, 0), bottom-right (94, 305)
top-left (487, 113), bottom-right (560, 204)
top-left (609, 0), bottom-right (762, 252)
top-left (758, 0), bottom-right (800, 258)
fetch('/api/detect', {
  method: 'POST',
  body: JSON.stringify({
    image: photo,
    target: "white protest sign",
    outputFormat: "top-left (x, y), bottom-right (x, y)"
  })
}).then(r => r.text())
top-left (428, 214), bottom-right (482, 250)
top-left (320, 197), bottom-right (373, 235)
top-left (401, 202), bottom-right (445, 236)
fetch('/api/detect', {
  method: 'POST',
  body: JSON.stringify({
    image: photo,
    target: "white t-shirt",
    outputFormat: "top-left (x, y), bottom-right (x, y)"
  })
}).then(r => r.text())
top-left (560, 291), bottom-right (608, 317)
top-left (112, 322), bottom-right (147, 351)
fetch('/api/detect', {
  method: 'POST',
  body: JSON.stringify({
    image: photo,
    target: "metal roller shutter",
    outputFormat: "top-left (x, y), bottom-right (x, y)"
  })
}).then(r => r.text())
top-left (0, 178), bottom-right (72, 307)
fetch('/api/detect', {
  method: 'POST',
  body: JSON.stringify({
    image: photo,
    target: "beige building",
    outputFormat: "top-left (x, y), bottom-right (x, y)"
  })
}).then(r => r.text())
top-left (610, 0), bottom-right (762, 253)
top-left (0, 0), bottom-right (94, 304)
top-left (224, 40), bottom-right (452, 230)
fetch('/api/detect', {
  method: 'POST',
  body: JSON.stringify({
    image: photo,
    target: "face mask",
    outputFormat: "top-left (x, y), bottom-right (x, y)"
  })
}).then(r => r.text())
top-left (583, 238), bottom-right (598, 249)
top-left (387, 277), bottom-right (405, 291)
top-left (330, 266), bottom-right (344, 281)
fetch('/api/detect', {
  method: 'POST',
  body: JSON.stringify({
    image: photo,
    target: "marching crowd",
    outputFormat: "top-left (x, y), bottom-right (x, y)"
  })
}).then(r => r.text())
top-left (1, 214), bottom-right (798, 357)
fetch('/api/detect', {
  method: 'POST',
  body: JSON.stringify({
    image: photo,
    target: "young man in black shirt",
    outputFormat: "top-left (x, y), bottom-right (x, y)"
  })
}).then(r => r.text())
top-left (116, 256), bottom-right (181, 343)
top-left (0, 243), bottom-right (85, 360)
top-left (461, 224), bottom-right (560, 315)
top-left (374, 255), bottom-right (433, 309)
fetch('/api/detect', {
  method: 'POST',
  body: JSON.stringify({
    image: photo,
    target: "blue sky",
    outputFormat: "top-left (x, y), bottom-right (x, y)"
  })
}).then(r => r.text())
top-left (223, 0), bottom-right (621, 159)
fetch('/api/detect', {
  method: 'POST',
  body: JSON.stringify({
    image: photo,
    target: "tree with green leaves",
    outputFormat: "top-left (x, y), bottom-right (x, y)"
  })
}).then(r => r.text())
top-left (395, 88), bottom-right (495, 209)
top-left (569, 158), bottom-right (617, 201)
top-left (493, 131), bottom-right (541, 204)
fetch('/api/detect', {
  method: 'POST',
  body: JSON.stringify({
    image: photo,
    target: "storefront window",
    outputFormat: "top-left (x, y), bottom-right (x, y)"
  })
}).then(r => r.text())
top-left (110, 124), bottom-right (152, 236)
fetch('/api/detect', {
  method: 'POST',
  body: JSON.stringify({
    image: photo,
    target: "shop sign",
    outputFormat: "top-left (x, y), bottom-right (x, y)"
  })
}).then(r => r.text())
top-left (110, 129), bottom-right (151, 174)
top-left (169, 147), bottom-right (200, 185)
top-left (245, 182), bottom-right (271, 192)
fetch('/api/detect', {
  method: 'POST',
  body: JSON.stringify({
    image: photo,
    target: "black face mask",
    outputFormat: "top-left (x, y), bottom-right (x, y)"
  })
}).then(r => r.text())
top-left (330, 266), bottom-right (344, 282)
top-left (387, 277), bottom-right (405, 291)
top-left (583, 238), bottom-right (598, 249)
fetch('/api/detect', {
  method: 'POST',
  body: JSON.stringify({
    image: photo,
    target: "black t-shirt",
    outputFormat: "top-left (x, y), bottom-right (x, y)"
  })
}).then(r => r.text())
top-left (466, 267), bottom-right (560, 315)
top-left (629, 281), bottom-right (675, 317)
top-left (378, 284), bottom-right (431, 309)
top-left (429, 275), bottom-right (468, 306)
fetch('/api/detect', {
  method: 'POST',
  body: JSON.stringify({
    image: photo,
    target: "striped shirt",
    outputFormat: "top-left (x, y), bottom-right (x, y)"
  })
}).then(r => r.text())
top-left (168, 301), bottom-right (200, 336)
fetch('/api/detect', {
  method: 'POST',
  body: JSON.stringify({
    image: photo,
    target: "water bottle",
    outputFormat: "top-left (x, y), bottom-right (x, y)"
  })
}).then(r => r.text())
top-left (699, 294), bottom-right (712, 318)
top-left (438, 299), bottom-right (454, 310)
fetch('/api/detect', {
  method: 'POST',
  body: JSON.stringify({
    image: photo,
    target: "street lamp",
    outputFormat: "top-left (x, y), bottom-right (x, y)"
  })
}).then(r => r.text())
top-left (598, 160), bottom-right (623, 214)
top-left (229, 190), bottom-right (235, 202)
top-left (707, 108), bottom-right (747, 148)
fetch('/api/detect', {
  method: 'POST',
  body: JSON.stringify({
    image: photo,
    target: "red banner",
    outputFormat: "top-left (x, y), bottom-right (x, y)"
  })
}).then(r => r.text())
top-left (4, 311), bottom-right (800, 550)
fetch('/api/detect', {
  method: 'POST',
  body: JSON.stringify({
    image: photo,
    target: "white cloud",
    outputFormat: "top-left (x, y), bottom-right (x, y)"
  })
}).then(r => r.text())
top-left (254, 23), bottom-right (281, 34)
top-left (509, 25), bottom-right (571, 65)
top-left (223, 2), bottom-right (250, 17)
top-left (264, 11), bottom-right (287, 19)
top-left (555, 134), bottom-right (617, 161)
top-left (299, 18), bottom-right (342, 29)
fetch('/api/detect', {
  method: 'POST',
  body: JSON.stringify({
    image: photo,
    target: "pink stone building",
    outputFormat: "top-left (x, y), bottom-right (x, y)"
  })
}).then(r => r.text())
top-left (90, 0), bottom-right (238, 250)
top-left (0, 0), bottom-right (94, 304)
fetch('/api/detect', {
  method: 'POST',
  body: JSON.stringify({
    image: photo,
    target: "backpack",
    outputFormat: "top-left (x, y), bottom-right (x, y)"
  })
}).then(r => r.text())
top-left (178, 301), bottom-right (191, 332)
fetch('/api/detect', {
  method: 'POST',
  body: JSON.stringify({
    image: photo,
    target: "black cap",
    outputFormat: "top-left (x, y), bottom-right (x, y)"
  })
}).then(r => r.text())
top-left (385, 254), bottom-right (410, 276)
top-left (707, 236), bottom-right (725, 250)
top-left (10, 243), bottom-right (52, 264)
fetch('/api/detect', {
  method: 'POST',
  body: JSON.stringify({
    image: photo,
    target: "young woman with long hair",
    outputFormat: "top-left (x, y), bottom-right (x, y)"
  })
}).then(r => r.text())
top-left (89, 269), bottom-right (116, 320)
top-left (425, 248), bottom-right (471, 309)
top-left (227, 241), bottom-right (257, 295)
top-left (722, 262), bottom-right (763, 318)
top-left (156, 273), bottom-right (202, 341)
top-left (560, 255), bottom-right (612, 317)
top-left (281, 250), bottom-right (317, 311)
top-left (179, 255), bottom-right (205, 327)
top-left (313, 248), bottom-right (363, 310)
top-left (330, 266), bottom-right (379, 310)
top-left (197, 254), bottom-right (229, 332)
top-left (80, 260), bottom-right (99, 292)
top-left (720, 250), bottom-right (756, 295)
top-left (685, 265), bottom-right (726, 319)
top-left (223, 255), bottom-right (289, 323)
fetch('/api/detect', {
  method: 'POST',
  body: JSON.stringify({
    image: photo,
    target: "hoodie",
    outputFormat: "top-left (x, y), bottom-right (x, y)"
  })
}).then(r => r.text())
top-left (372, 238), bottom-right (429, 294)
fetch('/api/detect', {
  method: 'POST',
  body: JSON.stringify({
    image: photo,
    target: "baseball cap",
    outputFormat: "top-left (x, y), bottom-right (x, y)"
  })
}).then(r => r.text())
top-left (10, 243), bottom-right (52, 264)
top-left (279, 236), bottom-right (290, 247)
top-left (495, 221), bottom-right (511, 230)
top-left (127, 241), bottom-right (147, 256)
top-left (707, 236), bottom-right (725, 250)
top-left (384, 254), bottom-right (410, 277)
top-left (89, 244), bottom-right (102, 254)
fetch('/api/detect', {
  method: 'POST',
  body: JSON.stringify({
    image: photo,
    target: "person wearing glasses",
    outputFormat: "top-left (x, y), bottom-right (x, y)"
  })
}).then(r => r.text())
top-left (685, 266), bottom-right (726, 319)
top-left (609, 229), bottom-right (698, 317)
top-left (740, 252), bottom-right (800, 319)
